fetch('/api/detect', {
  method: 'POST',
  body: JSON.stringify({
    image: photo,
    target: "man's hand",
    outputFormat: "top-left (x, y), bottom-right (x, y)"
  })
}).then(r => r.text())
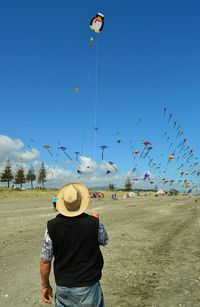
top-left (40, 259), bottom-right (52, 304)
top-left (41, 285), bottom-right (53, 304)
top-left (91, 211), bottom-right (99, 219)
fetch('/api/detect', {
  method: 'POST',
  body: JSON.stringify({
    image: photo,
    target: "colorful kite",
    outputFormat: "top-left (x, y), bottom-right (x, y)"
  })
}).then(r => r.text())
top-left (90, 13), bottom-right (104, 33)
top-left (133, 150), bottom-right (140, 160)
top-left (168, 153), bottom-right (175, 163)
top-left (143, 172), bottom-right (150, 181)
top-left (58, 146), bottom-right (72, 161)
top-left (43, 145), bottom-right (53, 157)
top-left (100, 145), bottom-right (108, 160)
top-left (90, 37), bottom-right (94, 47)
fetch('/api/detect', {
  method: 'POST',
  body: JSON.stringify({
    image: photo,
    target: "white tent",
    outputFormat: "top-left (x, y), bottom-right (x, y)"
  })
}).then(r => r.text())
top-left (128, 192), bottom-right (137, 198)
top-left (156, 189), bottom-right (166, 196)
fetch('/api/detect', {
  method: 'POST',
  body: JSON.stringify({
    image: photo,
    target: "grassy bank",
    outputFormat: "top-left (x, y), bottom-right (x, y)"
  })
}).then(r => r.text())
top-left (0, 188), bottom-right (56, 199)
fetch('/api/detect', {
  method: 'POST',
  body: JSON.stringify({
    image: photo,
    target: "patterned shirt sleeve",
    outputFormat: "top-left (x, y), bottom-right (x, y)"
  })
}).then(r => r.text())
top-left (98, 222), bottom-right (109, 246)
top-left (40, 229), bottom-right (53, 262)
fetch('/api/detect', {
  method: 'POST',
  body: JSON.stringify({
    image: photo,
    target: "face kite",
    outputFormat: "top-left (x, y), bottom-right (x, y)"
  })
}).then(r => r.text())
top-left (90, 13), bottom-right (104, 33)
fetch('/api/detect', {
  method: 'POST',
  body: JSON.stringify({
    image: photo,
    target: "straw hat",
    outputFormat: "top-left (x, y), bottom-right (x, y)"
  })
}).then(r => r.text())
top-left (56, 183), bottom-right (90, 217)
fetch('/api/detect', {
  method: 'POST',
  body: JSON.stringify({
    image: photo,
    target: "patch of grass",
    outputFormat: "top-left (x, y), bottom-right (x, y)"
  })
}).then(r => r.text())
top-left (0, 188), bottom-right (56, 199)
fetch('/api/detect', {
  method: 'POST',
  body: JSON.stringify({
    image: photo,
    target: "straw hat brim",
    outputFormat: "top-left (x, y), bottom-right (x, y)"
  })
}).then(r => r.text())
top-left (56, 183), bottom-right (90, 217)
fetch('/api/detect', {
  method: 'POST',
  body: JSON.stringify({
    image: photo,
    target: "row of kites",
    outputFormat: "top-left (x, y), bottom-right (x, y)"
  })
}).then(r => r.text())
top-left (129, 107), bottom-right (200, 192)
top-left (18, 106), bottom-right (200, 193)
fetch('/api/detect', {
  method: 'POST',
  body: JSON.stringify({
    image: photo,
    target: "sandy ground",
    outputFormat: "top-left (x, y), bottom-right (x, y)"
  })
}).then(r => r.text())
top-left (0, 195), bottom-right (200, 307)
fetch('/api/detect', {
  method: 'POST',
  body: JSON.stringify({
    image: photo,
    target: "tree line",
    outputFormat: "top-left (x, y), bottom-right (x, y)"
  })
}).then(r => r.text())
top-left (109, 178), bottom-right (133, 191)
top-left (0, 160), bottom-right (47, 189)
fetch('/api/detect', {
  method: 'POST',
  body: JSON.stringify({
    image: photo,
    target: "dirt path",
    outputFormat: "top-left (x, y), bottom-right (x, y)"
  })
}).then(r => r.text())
top-left (0, 196), bottom-right (200, 306)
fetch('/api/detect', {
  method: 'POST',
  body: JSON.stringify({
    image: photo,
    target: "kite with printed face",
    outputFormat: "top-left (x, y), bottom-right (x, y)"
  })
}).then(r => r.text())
top-left (100, 145), bottom-right (108, 160)
top-left (43, 145), bottom-right (53, 157)
top-left (90, 13), bottom-right (104, 33)
top-left (58, 146), bottom-right (72, 161)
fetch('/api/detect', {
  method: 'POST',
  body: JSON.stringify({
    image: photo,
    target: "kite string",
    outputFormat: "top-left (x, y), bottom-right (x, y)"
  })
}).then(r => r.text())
top-left (93, 42), bottom-right (99, 159)
top-left (93, 41), bottom-right (99, 189)
top-left (94, 42), bottom-right (99, 131)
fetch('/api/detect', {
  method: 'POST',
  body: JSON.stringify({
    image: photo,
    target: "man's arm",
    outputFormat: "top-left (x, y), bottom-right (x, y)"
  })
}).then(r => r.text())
top-left (40, 259), bottom-right (53, 304)
top-left (40, 229), bottom-right (54, 304)
top-left (91, 211), bottom-right (109, 246)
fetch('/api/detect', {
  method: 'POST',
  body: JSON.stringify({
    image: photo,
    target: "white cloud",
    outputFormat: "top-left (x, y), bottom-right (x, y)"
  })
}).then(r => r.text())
top-left (19, 149), bottom-right (40, 161)
top-left (77, 156), bottom-right (98, 174)
top-left (0, 135), bottom-right (40, 168)
top-left (0, 135), bottom-right (23, 151)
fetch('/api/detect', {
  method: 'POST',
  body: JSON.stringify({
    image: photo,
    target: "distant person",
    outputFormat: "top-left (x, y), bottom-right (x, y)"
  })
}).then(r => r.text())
top-left (111, 193), bottom-right (116, 200)
top-left (52, 195), bottom-right (57, 211)
top-left (40, 182), bottom-right (109, 306)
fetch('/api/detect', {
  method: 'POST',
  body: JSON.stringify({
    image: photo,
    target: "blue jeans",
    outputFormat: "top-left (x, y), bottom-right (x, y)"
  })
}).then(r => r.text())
top-left (55, 282), bottom-right (105, 307)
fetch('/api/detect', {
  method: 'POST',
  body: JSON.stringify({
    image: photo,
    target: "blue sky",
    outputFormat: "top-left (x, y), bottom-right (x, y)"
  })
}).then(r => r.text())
top-left (0, 0), bottom-right (200, 189)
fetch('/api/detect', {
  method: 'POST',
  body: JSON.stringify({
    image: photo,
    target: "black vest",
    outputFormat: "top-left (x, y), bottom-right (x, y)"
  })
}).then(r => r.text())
top-left (47, 213), bottom-right (104, 287)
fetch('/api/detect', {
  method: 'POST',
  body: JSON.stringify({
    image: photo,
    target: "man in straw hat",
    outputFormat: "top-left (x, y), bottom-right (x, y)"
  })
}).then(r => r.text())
top-left (40, 183), bottom-right (108, 306)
